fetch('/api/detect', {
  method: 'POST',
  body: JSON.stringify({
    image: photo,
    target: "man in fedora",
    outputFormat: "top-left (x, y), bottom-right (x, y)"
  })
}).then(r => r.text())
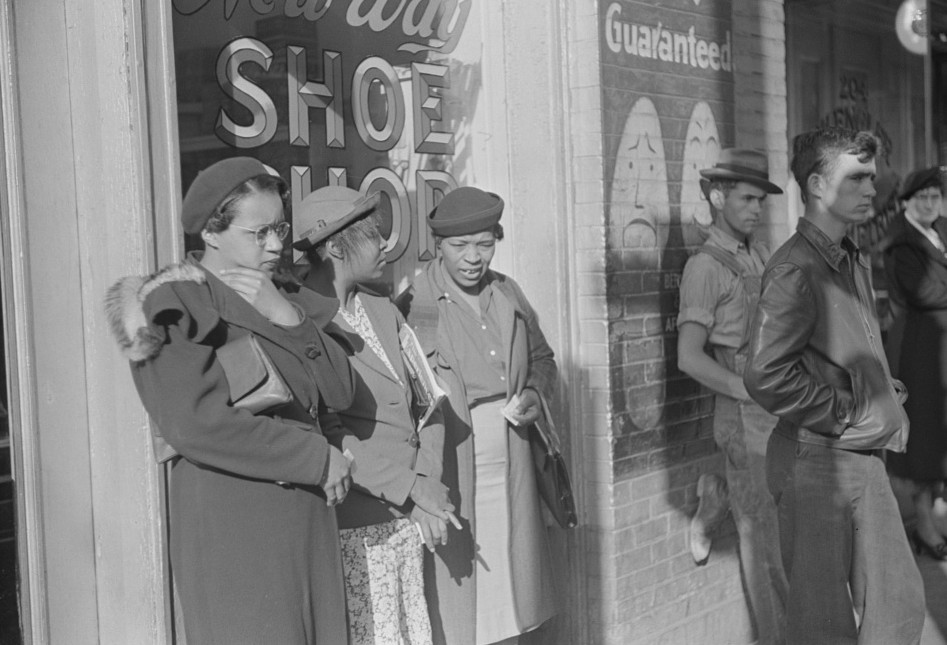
top-left (744, 127), bottom-right (924, 643)
top-left (677, 148), bottom-right (788, 644)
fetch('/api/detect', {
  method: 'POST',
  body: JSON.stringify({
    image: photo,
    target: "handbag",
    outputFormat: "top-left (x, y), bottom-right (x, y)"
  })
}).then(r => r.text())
top-left (216, 333), bottom-right (293, 413)
top-left (529, 393), bottom-right (578, 529)
top-left (150, 333), bottom-right (292, 464)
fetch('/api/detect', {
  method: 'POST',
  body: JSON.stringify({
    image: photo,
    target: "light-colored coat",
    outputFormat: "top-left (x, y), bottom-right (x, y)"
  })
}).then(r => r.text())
top-left (398, 259), bottom-right (558, 645)
top-left (106, 257), bottom-right (355, 645)
top-left (291, 288), bottom-right (445, 529)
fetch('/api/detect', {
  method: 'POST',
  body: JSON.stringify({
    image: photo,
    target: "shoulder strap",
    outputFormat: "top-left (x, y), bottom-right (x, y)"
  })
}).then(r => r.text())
top-left (696, 244), bottom-right (748, 277)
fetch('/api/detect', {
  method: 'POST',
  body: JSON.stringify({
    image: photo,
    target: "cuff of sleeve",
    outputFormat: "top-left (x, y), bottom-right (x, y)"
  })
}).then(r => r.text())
top-left (388, 472), bottom-right (418, 506)
top-left (276, 303), bottom-right (310, 333)
top-left (835, 393), bottom-right (856, 434)
top-left (676, 308), bottom-right (714, 330)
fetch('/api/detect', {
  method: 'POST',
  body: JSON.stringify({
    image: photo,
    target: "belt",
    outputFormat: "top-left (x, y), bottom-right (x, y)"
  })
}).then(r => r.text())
top-left (844, 448), bottom-right (882, 457)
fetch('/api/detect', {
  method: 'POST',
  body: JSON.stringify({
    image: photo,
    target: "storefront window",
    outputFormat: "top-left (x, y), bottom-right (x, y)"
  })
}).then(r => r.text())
top-left (172, 0), bottom-right (482, 289)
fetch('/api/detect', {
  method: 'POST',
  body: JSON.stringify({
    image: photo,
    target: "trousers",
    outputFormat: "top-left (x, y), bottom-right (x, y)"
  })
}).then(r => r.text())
top-left (766, 431), bottom-right (925, 644)
top-left (714, 395), bottom-right (788, 645)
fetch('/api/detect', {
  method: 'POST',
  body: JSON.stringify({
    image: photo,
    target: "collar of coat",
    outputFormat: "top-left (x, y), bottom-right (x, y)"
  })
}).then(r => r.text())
top-left (105, 253), bottom-right (341, 363)
top-left (796, 217), bottom-right (869, 272)
top-left (106, 259), bottom-right (206, 362)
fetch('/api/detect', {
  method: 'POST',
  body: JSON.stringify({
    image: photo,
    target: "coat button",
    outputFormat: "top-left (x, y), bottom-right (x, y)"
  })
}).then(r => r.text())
top-left (409, 434), bottom-right (420, 448)
top-left (309, 404), bottom-right (319, 418)
top-left (305, 344), bottom-right (321, 359)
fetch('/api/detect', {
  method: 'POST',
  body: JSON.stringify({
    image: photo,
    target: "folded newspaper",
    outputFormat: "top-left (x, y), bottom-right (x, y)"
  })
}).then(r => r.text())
top-left (399, 323), bottom-right (448, 431)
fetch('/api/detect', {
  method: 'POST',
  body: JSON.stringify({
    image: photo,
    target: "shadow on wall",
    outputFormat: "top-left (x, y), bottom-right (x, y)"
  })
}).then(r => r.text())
top-left (603, 92), bottom-right (756, 641)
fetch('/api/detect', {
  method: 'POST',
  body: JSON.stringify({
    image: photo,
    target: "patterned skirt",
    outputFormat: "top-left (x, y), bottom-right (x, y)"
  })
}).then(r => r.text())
top-left (340, 517), bottom-right (433, 645)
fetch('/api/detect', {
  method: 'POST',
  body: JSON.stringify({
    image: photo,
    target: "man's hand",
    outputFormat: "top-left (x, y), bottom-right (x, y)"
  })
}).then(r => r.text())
top-left (319, 446), bottom-right (352, 507)
top-left (218, 267), bottom-right (301, 325)
top-left (503, 388), bottom-right (542, 426)
top-left (410, 506), bottom-right (449, 552)
top-left (409, 476), bottom-right (460, 529)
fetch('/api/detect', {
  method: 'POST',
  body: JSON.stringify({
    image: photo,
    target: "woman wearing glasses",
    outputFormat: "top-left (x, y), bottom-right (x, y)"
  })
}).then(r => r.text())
top-left (107, 157), bottom-right (356, 643)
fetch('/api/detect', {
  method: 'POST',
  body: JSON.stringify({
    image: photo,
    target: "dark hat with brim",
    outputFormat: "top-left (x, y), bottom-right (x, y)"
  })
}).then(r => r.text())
top-left (699, 148), bottom-right (783, 195)
top-left (899, 166), bottom-right (944, 201)
top-left (181, 157), bottom-right (273, 234)
top-left (427, 186), bottom-right (504, 236)
top-left (292, 186), bottom-right (381, 251)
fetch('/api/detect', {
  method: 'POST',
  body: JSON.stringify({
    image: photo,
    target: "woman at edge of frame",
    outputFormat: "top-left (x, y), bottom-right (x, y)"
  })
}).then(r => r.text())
top-left (883, 165), bottom-right (947, 560)
top-left (396, 186), bottom-right (559, 645)
top-left (105, 157), bottom-right (356, 644)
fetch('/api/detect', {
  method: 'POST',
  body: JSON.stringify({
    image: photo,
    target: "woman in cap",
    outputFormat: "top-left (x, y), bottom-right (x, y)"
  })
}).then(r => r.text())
top-left (398, 187), bottom-right (558, 645)
top-left (290, 185), bottom-right (457, 645)
top-left (106, 157), bottom-right (356, 642)
top-left (884, 165), bottom-right (947, 560)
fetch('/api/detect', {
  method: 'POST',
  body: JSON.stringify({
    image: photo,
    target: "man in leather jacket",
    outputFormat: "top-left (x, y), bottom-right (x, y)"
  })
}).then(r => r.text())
top-left (744, 127), bottom-right (925, 644)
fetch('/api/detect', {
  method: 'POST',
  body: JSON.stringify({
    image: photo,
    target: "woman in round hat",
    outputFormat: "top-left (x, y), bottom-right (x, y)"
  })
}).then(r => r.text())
top-left (106, 157), bottom-right (356, 643)
top-left (398, 187), bottom-right (559, 645)
top-left (883, 165), bottom-right (947, 560)
top-left (291, 185), bottom-right (458, 645)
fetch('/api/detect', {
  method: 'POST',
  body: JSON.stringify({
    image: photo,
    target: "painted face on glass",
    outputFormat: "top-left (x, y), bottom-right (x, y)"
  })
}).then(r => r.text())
top-left (817, 153), bottom-right (877, 227)
top-left (345, 220), bottom-right (388, 284)
top-left (209, 190), bottom-right (286, 277)
top-left (438, 231), bottom-right (497, 294)
top-left (905, 187), bottom-right (943, 228)
top-left (713, 181), bottom-right (768, 240)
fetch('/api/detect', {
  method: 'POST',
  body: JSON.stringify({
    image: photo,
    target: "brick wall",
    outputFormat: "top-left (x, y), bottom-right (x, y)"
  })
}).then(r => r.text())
top-left (585, 1), bottom-right (789, 643)
top-left (733, 0), bottom-right (791, 246)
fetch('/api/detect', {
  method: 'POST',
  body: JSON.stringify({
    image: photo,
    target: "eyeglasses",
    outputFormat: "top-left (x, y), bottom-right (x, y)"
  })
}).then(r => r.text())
top-left (229, 221), bottom-right (291, 247)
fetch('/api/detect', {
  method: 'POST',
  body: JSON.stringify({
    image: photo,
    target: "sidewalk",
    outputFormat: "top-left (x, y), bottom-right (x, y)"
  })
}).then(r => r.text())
top-left (919, 552), bottom-right (947, 645)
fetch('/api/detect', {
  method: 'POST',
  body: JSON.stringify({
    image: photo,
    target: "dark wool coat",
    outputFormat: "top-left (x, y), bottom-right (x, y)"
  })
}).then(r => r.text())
top-left (106, 258), bottom-right (356, 645)
top-left (397, 259), bottom-right (558, 645)
top-left (884, 214), bottom-right (947, 480)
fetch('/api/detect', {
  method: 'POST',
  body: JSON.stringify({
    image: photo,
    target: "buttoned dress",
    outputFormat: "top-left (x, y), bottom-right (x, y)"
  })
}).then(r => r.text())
top-left (112, 257), bottom-right (355, 645)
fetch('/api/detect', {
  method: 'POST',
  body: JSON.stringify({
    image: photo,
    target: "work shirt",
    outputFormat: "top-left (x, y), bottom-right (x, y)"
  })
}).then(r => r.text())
top-left (677, 226), bottom-right (767, 350)
top-left (436, 262), bottom-right (508, 405)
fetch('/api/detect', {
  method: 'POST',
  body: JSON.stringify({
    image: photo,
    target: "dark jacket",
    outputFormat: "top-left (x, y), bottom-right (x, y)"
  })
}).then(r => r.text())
top-left (883, 213), bottom-right (947, 478)
top-left (744, 218), bottom-right (909, 452)
top-left (106, 257), bottom-right (356, 644)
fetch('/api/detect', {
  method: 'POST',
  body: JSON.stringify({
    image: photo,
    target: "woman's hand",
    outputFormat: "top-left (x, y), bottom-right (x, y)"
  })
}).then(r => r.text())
top-left (320, 445), bottom-right (352, 507)
top-left (218, 268), bottom-right (301, 325)
top-left (410, 506), bottom-right (449, 552)
top-left (503, 388), bottom-right (543, 426)
top-left (409, 475), bottom-right (461, 530)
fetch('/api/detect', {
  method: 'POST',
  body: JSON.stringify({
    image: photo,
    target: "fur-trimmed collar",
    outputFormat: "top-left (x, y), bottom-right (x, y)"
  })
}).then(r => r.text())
top-left (105, 262), bottom-right (206, 362)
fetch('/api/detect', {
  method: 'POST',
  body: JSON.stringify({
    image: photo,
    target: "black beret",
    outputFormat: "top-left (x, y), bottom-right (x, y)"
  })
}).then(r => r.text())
top-left (181, 157), bottom-right (271, 234)
top-left (899, 166), bottom-right (944, 202)
top-left (427, 186), bottom-right (503, 236)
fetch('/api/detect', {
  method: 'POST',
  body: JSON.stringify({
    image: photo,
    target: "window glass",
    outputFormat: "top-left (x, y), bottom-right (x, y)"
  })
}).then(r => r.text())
top-left (172, 0), bottom-right (481, 289)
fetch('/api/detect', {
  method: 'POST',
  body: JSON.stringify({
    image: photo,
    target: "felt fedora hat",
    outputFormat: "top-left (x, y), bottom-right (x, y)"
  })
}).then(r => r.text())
top-left (292, 186), bottom-right (381, 251)
top-left (427, 186), bottom-right (503, 236)
top-left (899, 166), bottom-right (944, 201)
top-left (699, 149), bottom-right (783, 195)
top-left (181, 157), bottom-right (274, 234)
